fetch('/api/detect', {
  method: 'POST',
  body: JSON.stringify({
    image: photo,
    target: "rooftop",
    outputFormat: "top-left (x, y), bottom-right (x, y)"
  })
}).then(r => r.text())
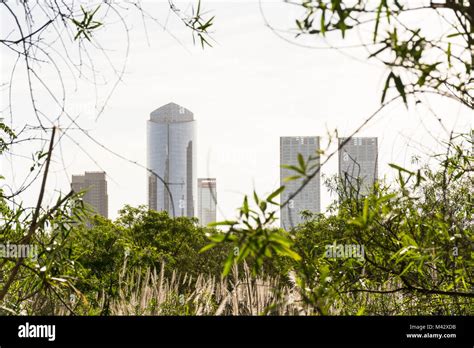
top-left (150, 102), bottom-right (194, 123)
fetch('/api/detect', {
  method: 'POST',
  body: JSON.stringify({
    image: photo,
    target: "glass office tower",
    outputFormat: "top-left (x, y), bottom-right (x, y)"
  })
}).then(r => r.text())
top-left (147, 102), bottom-right (196, 217)
top-left (280, 136), bottom-right (321, 231)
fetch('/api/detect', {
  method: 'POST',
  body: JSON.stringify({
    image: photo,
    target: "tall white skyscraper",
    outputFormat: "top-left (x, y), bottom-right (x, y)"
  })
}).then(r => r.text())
top-left (280, 136), bottom-right (321, 230)
top-left (198, 178), bottom-right (217, 226)
top-left (338, 137), bottom-right (378, 196)
top-left (147, 102), bottom-right (196, 217)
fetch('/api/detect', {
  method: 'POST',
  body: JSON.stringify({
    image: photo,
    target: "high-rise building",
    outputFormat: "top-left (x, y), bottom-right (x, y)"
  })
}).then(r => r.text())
top-left (147, 102), bottom-right (196, 217)
top-left (338, 137), bottom-right (378, 196)
top-left (280, 136), bottom-right (321, 230)
top-left (198, 178), bottom-right (217, 226)
top-left (71, 171), bottom-right (108, 218)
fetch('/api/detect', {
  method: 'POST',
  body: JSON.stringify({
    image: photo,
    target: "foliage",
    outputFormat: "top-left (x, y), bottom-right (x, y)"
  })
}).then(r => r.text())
top-left (169, 0), bottom-right (215, 48)
top-left (202, 188), bottom-right (301, 277)
top-left (204, 133), bottom-right (474, 315)
top-left (71, 5), bottom-right (103, 41)
top-left (0, 187), bottom-right (89, 315)
top-left (292, 0), bottom-right (473, 108)
top-left (1, 132), bottom-right (471, 315)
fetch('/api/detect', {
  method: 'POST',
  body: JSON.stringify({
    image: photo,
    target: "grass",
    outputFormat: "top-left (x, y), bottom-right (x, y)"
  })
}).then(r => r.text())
top-left (104, 262), bottom-right (309, 315)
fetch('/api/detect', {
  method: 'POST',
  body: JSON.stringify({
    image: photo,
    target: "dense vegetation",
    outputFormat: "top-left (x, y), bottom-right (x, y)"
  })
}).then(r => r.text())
top-left (1, 0), bottom-right (473, 315)
top-left (203, 132), bottom-right (474, 315)
top-left (1, 125), bottom-right (472, 315)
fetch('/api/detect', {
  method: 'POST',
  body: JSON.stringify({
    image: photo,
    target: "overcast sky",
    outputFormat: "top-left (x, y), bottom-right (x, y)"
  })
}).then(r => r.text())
top-left (1, 1), bottom-right (471, 221)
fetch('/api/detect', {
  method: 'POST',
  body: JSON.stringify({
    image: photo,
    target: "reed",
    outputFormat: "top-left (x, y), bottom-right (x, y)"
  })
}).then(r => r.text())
top-left (105, 262), bottom-right (308, 315)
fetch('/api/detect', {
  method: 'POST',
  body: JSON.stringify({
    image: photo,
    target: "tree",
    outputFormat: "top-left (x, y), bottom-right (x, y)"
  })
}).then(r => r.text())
top-left (256, 0), bottom-right (473, 233)
top-left (278, 0), bottom-right (473, 108)
top-left (204, 133), bottom-right (473, 314)
top-left (0, 127), bottom-right (89, 315)
top-left (1, 1), bottom-right (214, 313)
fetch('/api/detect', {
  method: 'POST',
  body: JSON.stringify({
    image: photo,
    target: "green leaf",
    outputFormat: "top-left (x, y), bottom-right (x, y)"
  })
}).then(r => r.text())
top-left (208, 233), bottom-right (227, 242)
top-left (83, 31), bottom-right (91, 41)
top-left (91, 5), bottom-right (101, 18)
top-left (222, 253), bottom-right (234, 276)
top-left (381, 72), bottom-right (394, 103)
top-left (267, 186), bottom-right (285, 204)
top-left (241, 195), bottom-right (249, 217)
top-left (389, 163), bottom-right (415, 176)
top-left (373, 1), bottom-right (384, 42)
top-left (399, 261), bottom-right (414, 277)
top-left (236, 244), bottom-right (250, 262)
top-left (281, 164), bottom-right (306, 175)
top-left (296, 19), bottom-right (303, 31)
top-left (199, 243), bottom-right (216, 253)
top-left (272, 243), bottom-right (301, 261)
top-left (393, 74), bottom-right (407, 105)
top-left (74, 31), bottom-right (82, 41)
top-left (199, 16), bottom-right (214, 31)
top-left (208, 220), bottom-right (236, 227)
top-left (446, 32), bottom-right (462, 38)
top-left (297, 153), bottom-right (306, 172)
top-left (446, 42), bottom-right (452, 68)
top-left (88, 22), bottom-right (102, 30)
top-left (196, 0), bottom-right (201, 16)
top-left (253, 191), bottom-right (260, 205)
top-left (268, 233), bottom-right (292, 247)
top-left (320, 9), bottom-right (326, 36)
top-left (362, 198), bottom-right (369, 224)
top-left (283, 175), bottom-right (302, 183)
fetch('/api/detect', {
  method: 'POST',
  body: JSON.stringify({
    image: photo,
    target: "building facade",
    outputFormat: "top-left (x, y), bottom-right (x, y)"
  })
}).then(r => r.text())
top-left (147, 102), bottom-right (196, 217)
top-left (198, 178), bottom-right (217, 226)
top-left (338, 137), bottom-right (378, 196)
top-left (280, 136), bottom-right (321, 231)
top-left (71, 171), bottom-right (108, 218)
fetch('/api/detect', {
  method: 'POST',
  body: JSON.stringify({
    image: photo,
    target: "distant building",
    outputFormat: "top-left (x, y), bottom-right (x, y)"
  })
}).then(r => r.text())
top-left (338, 137), bottom-right (378, 196)
top-left (280, 136), bottom-right (321, 230)
top-left (198, 178), bottom-right (217, 226)
top-left (147, 102), bottom-right (196, 217)
top-left (71, 171), bottom-right (108, 218)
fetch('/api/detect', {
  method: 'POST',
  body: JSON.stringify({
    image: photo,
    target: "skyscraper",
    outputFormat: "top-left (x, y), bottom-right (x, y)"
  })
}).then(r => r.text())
top-left (71, 171), bottom-right (108, 218)
top-left (147, 102), bottom-right (196, 217)
top-left (338, 137), bottom-right (378, 196)
top-left (198, 178), bottom-right (217, 226)
top-left (280, 136), bottom-right (321, 230)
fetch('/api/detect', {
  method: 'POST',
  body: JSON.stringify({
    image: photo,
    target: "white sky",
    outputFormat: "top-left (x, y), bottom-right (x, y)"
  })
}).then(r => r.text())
top-left (1, 1), bottom-right (472, 221)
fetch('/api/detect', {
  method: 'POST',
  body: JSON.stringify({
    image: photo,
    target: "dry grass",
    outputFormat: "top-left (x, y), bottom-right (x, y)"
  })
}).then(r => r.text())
top-left (105, 263), bottom-right (310, 315)
top-left (38, 264), bottom-right (471, 316)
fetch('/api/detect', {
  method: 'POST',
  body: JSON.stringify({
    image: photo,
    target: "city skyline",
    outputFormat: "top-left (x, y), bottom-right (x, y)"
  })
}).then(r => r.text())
top-left (0, 0), bottom-right (472, 325)
top-left (70, 131), bottom-right (380, 229)
top-left (1, 2), bottom-right (470, 221)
